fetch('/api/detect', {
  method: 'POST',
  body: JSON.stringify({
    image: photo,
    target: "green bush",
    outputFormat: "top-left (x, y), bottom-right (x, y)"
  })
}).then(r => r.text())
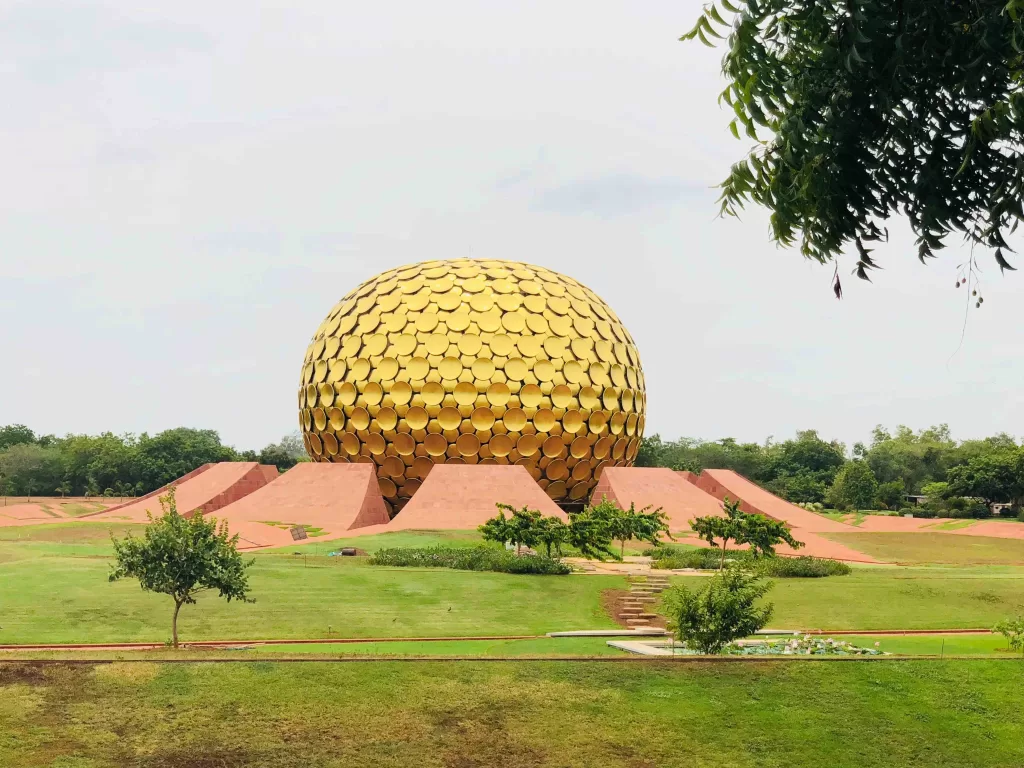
top-left (662, 569), bottom-right (774, 654)
top-left (756, 556), bottom-right (851, 578)
top-left (647, 546), bottom-right (849, 577)
top-left (368, 546), bottom-right (571, 575)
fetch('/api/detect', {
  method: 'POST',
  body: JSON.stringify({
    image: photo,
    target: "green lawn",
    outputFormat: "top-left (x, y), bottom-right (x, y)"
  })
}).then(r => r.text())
top-left (253, 636), bottom-right (623, 656)
top-left (834, 633), bottom-right (1022, 657)
top-left (293, 528), bottom-right (488, 553)
top-left (1, 660), bottom-right (1022, 767)
top-left (0, 533), bottom-right (622, 644)
top-left (3, 523), bottom-right (1024, 644)
top-left (823, 532), bottom-right (1024, 565)
top-left (671, 565), bottom-right (1024, 630)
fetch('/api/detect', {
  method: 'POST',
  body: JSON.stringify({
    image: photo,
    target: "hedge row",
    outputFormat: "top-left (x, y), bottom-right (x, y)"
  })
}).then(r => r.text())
top-left (647, 546), bottom-right (850, 577)
top-left (369, 546), bottom-right (571, 575)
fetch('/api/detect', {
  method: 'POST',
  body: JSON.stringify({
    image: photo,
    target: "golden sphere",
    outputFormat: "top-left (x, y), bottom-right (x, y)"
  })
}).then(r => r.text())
top-left (298, 259), bottom-right (646, 513)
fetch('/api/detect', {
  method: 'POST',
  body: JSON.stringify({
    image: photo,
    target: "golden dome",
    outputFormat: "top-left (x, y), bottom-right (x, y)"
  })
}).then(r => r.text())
top-left (298, 259), bottom-right (645, 513)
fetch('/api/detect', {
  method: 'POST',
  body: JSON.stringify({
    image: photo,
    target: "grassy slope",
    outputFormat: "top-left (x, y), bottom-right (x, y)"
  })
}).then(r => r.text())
top-left (0, 536), bottom-right (622, 644)
top-left (823, 532), bottom-right (1024, 565)
top-left (669, 566), bottom-right (1024, 630)
top-left (3, 524), bottom-right (1024, 643)
top-left (1, 661), bottom-right (1022, 767)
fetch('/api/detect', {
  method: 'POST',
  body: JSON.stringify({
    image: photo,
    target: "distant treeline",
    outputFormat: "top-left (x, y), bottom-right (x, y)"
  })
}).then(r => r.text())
top-left (0, 425), bottom-right (306, 498)
top-left (637, 426), bottom-right (1024, 517)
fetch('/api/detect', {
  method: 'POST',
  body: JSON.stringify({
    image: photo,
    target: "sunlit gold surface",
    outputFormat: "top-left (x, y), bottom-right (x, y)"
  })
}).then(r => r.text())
top-left (299, 258), bottom-right (645, 514)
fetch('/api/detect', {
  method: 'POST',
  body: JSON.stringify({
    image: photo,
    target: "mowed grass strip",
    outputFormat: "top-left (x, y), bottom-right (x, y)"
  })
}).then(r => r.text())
top-left (0, 539), bottom-right (622, 644)
top-left (3, 524), bottom-right (1024, 644)
top-left (823, 532), bottom-right (1024, 565)
top-left (0, 661), bottom-right (1022, 767)
top-left (661, 566), bottom-right (1024, 631)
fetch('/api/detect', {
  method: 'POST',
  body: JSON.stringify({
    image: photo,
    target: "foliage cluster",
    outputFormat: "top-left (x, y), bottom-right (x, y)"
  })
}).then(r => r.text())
top-left (108, 489), bottom-right (254, 647)
top-left (648, 545), bottom-right (848, 577)
top-left (368, 545), bottom-right (572, 575)
top-left (639, 426), bottom-right (1024, 516)
top-left (478, 498), bottom-right (671, 560)
top-left (691, 498), bottom-right (803, 570)
top-left (0, 425), bottom-right (307, 497)
top-left (683, 0), bottom-right (1024, 276)
top-left (662, 568), bottom-right (774, 654)
top-left (993, 616), bottom-right (1024, 655)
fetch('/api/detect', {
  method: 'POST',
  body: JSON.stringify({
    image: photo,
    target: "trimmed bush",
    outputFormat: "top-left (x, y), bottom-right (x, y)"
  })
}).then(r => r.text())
top-left (647, 546), bottom-right (849, 577)
top-left (369, 546), bottom-right (571, 575)
top-left (756, 556), bottom-right (851, 578)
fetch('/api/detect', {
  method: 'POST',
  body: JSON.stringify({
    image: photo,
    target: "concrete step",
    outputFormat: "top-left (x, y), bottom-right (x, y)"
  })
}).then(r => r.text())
top-left (625, 618), bottom-right (651, 626)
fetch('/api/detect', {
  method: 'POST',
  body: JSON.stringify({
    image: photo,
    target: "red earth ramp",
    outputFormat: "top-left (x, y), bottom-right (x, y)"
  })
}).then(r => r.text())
top-left (79, 463), bottom-right (214, 517)
top-left (90, 463), bottom-right (274, 522)
top-left (387, 464), bottom-right (567, 530)
top-left (690, 469), bottom-right (852, 533)
top-left (590, 467), bottom-right (725, 533)
top-left (212, 462), bottom-right (390, 548)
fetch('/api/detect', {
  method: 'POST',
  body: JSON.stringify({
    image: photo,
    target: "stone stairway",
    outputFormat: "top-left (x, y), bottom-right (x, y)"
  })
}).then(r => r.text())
top-left (618, 574), bottom-right (670, 627)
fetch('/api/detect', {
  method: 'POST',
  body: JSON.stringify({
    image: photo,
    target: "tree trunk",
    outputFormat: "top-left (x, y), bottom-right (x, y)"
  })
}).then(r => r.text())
top-left (172, 600), bottom-right (183, 649)
top-left (719, 541), bottom-right (727, 571)
top-left (620, 539), bottom-right (625, 557)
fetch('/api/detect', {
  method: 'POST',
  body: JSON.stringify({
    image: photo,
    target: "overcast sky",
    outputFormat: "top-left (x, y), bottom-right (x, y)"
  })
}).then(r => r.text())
top-left (1, 1), bottom-right (1020, 452)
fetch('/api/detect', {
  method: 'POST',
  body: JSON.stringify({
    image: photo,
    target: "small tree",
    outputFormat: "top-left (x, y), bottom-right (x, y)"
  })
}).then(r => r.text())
top-left (54, 480), bottom-right (72, 499)
top-left (482, 504), bottom-right (544, 553)
top-left (692, 498), bottom-right (803, 568)
top-left (662, 568), bottom-right (774, 654)
top-left (109, 488), bottom-right (254, 647)
top-left (534, 516), bottom-right (569, 558)
top-left (479, 509), bottom-right (515, 548)
top-left (593, 496), bottom-right (671, 557)
top-left (740, 513), bottom-right (803, 559)
top-left (566, 503), bottom-right (618, 560)
top-left (994, 616), bottom-right (1024, 656)
top-left (691, 499), bottom-right (744, 570)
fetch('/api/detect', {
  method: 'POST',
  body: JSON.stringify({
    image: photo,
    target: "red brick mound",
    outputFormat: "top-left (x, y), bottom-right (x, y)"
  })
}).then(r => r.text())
top-left (590, 467), bottom-right (724, 532)
top-left (388, 464), bottom-right (567, 530)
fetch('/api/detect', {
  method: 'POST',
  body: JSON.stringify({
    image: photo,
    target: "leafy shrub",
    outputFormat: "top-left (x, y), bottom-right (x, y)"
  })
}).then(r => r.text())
top-left (369, 546), bottom-right (570, 575)
top-left (756, 556), bottom-right (851, 578)
top-left (647, 546), bottom-right (848, 577)
top-left (662, 569), bottom-right (774, 654)
top-left (993, 616), bottom-right (1024, 655)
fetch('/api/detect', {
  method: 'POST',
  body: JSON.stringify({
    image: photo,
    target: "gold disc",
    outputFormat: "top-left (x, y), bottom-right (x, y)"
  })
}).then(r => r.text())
top-left (438, 406), bottom-right (462, 430)
top-left (406, 406), bottom-right (429, 430)
top-left (503, 407), bottom-right (527, 432)
top-left (471, 407), bottom-right (496, 431)
top-left (350, 407), bottom-right (370, 431)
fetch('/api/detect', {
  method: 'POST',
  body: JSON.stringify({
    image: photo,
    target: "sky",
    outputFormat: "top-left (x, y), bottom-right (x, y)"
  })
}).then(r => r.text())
top-left (1, 0), bottom-right (1020, 452)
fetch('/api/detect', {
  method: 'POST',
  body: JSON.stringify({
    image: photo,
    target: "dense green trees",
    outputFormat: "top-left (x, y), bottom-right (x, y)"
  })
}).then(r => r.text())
top-left (826, 462), bottom-right (879, 511)
top-left (0, 426), bottom-right (307, 497)
top-left (639, 425), bottom-right (1024, 516)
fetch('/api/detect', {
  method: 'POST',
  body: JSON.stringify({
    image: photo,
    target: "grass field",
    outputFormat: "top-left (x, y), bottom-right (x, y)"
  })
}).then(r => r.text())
top-left (823, 532), bottom-right (1024, 565)
top-left (1, 661), bottom-right (1022, 767)
top-left (0, 528), bottom-right (622, 644)
top-left (664, 565), bottom-right (1024, 630)
top-left (2, 524), bottom-right (1024, 645)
